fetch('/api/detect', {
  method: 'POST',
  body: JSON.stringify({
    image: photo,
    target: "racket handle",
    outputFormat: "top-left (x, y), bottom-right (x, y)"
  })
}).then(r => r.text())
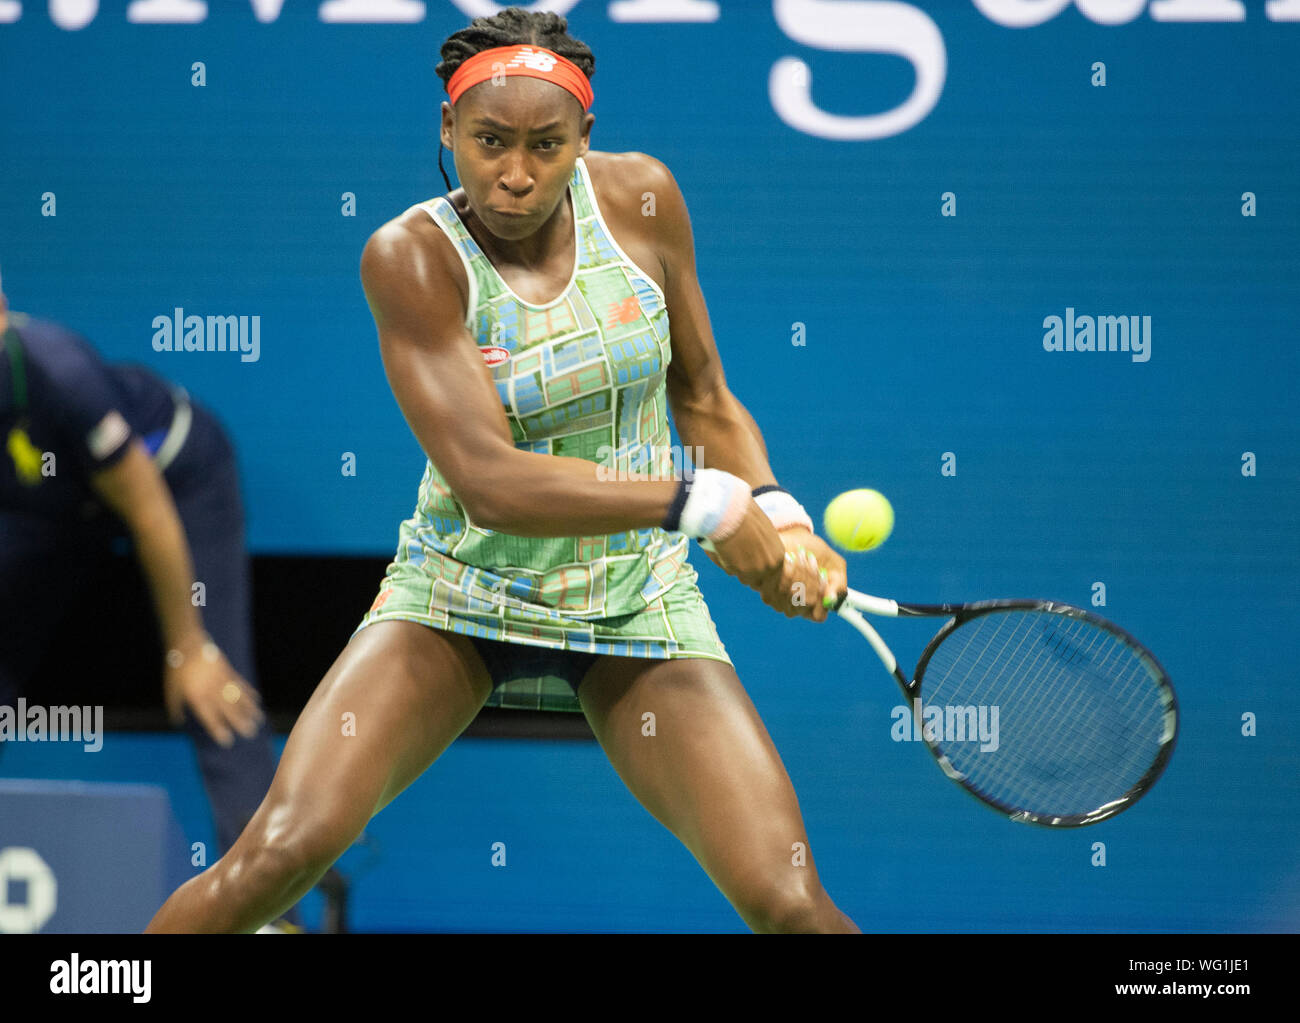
top-left (699, 547), bottom-right (887, 617)
top-left (832, 589), bottom-right (901, 617)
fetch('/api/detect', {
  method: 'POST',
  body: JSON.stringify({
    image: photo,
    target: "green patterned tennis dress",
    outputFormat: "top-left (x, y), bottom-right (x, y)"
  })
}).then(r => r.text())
top-left (353, 155), bottom-right (733, 712)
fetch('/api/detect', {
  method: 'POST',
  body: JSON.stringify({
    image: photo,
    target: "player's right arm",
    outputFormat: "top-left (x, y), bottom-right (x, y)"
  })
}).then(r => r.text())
top-left (360, 215), bottom-right (678, 537)
top-left (360, 212), bottom-right (794, 604)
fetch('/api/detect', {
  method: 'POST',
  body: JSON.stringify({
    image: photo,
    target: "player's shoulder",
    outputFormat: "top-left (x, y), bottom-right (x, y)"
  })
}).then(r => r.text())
top-left (584, 149), bottom-right (683, 207)
top-left (360, 200), bottom-right (468, 315)
top-left (583, 150), bottom-right (691, 257)
top-left (362, 200), bottom-right (456, 272)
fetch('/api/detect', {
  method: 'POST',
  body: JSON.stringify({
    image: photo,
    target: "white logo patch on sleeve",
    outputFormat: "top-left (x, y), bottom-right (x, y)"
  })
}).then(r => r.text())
top-left (87, 410), bottom-right (131, 460)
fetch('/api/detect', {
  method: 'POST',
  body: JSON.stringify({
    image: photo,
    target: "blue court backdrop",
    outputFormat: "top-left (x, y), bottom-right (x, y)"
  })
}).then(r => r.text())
top-left (2, 1), bottom-right (1298, 932)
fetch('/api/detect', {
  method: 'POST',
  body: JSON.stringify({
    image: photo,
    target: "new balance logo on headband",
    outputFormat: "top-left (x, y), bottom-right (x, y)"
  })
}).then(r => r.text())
top-left (507, 47), bottom-right (558, 72)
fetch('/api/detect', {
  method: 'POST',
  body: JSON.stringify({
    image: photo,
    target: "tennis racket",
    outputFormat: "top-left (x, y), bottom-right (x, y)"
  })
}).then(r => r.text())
top-left (831, 588), bottom-right (1177, 827)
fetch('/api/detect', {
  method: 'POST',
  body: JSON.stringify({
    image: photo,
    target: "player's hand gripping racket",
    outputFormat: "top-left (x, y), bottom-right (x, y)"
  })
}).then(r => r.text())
top-left (831, 589), bottom-right (1177, 826)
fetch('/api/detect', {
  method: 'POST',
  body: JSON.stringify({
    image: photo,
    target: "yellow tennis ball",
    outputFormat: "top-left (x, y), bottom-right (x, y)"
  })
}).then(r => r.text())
top-left (824, 489), bottom-right (894, 552)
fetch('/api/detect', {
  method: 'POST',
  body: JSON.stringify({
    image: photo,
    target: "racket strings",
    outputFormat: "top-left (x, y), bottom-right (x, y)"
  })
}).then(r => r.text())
top-left (919, 610), bottom-right (1169, 819)
top-left (978, 617), bottom-right (1158, 808)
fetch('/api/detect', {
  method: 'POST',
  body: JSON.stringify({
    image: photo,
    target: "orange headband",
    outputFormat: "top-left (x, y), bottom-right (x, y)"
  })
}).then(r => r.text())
top-left (446, 44), bottom-right (593, 112)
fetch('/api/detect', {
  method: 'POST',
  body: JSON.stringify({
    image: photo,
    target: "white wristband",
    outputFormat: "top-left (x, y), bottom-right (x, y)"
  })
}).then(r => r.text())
top-left (754, 489), bottom-right (814, 533)
top-left (680, 468), bottom-right (750, 542)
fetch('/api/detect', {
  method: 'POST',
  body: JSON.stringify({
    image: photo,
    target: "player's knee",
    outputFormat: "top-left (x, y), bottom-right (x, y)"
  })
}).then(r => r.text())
top-left (235, 822), bottom-right (348, 894)
top-left (743, 880), bottom-right (832, 934)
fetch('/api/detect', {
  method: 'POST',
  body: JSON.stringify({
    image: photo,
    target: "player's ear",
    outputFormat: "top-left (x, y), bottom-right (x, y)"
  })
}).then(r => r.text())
top-left (440, 102), bottom-right (455, 150)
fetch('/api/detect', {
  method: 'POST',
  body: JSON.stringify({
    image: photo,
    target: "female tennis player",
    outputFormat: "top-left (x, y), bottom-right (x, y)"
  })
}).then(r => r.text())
top-left (147, 7), bottom-right (858, 934)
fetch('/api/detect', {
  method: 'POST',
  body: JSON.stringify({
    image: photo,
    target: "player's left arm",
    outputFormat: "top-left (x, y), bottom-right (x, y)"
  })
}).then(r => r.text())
top-left (640, 155), bottom-right (775, 491)
top-left (641, 156), bottom-right (845, 612)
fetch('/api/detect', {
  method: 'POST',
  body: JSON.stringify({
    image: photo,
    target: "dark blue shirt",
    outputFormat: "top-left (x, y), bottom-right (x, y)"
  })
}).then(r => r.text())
top-left (1, 314), bottom-right (176, 522)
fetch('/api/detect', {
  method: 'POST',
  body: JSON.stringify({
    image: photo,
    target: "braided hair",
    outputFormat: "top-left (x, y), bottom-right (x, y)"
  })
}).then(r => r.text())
top-left (435, 7), bottom-right (595, 193)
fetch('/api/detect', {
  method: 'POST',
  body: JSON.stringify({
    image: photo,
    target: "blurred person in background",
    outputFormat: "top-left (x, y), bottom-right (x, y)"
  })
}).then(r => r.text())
top-left (0, 268), bottom-right (301, 931)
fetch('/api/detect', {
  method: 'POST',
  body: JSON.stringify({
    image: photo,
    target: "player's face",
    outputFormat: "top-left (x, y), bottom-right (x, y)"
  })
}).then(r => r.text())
top-left (443, 76), bottom-right (591, 241)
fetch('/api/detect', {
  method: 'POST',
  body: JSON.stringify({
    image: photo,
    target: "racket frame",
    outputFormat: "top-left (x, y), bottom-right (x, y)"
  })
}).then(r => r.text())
top-left (834, 588), bottom-right (1179, 827)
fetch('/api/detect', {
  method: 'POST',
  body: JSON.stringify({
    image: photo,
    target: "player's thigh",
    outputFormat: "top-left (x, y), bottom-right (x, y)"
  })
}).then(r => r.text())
top-left (578, 655), bottom-right (827, 902)
top-left (246, 620), bottom-right (493, 854)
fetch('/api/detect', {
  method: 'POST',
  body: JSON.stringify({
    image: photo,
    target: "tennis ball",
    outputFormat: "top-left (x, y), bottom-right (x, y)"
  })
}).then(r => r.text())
top-left (824, 489), bottom-right (894, 552)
